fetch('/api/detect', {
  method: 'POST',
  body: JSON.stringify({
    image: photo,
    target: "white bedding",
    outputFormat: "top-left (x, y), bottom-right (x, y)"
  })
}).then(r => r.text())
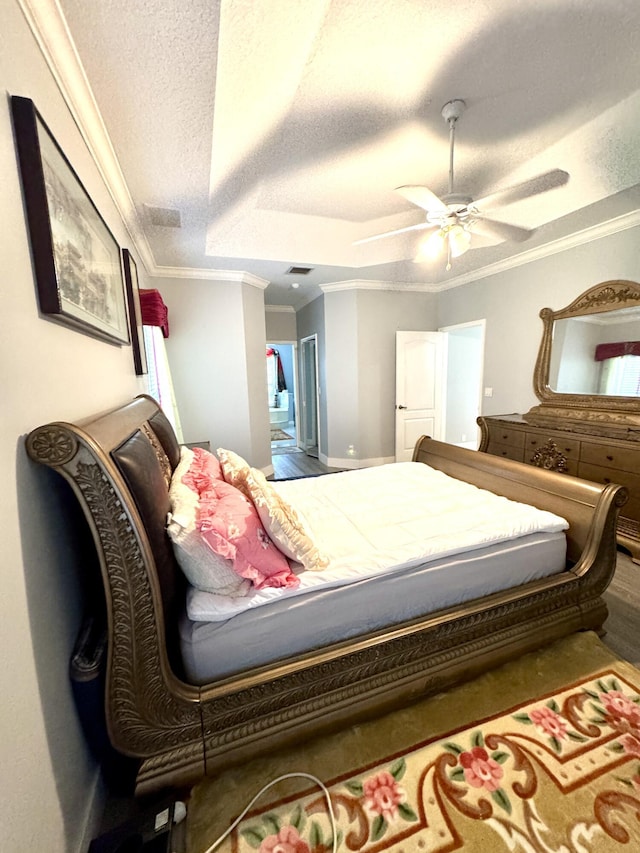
top-left (187, 461), bottom-right (568, 622)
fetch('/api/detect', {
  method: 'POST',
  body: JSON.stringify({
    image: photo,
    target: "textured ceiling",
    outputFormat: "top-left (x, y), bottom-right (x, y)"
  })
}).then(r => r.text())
top-left (55, 0), bottom-right (640, 308)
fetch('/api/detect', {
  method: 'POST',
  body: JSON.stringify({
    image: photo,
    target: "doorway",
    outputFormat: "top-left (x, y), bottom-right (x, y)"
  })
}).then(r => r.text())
top-left (267, 342), bottom-right (298, 455)
top-left (439, 320), bottom-right (486, 449)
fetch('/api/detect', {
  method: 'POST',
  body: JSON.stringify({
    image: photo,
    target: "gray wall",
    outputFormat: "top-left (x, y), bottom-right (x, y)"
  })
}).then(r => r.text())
top-left (2, 5), bottom-right (145, 849)
top-left (437, 226), bottom-right (640, 418)
top-left (266, 307), bottom-right (297, 341)
top-left (356, 289), bottom-right (439, 462)
top-left (297, 295), bottom-right (327, 455)
top-left (157, 277), bottom-right (272, 470)
top-left (324, 288), bottom-right (438, 465)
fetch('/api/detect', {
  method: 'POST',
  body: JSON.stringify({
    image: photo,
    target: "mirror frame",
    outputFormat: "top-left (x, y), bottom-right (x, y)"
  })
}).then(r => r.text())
top-left (526, 279), bottom-right (640, 432)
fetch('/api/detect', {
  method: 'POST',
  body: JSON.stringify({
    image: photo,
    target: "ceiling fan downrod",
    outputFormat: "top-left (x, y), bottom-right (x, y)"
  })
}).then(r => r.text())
top-left (441, 99), bottom-right (466, 196)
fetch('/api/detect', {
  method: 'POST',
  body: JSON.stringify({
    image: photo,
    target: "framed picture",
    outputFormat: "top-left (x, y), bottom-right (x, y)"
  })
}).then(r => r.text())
top-left (11, 95), bottom-right (129, 344)
top-left (122, 249), bottom-right (148, 374)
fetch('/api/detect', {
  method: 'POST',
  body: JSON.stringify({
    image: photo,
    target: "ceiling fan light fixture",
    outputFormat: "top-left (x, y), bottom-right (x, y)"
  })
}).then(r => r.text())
top-left (416, 228), bottom-right (446, 261)
top-left (448, 223), bottom-right (471, 258)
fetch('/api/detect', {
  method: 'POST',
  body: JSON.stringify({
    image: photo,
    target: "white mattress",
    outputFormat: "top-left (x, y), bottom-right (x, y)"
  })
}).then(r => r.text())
top-left (179, 462), bottom-right (569, 684)
top-left (186, 462), bottom-right (568, 622)
top-left (179, 530), bottom-right (567, 684)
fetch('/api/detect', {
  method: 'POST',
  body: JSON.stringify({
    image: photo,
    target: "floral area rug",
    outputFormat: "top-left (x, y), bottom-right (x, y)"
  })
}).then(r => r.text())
top-left (186, 632), bottom-right (640, 852)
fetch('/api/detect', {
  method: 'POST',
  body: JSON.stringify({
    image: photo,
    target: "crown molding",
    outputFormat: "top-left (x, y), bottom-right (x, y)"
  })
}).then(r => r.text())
top-left (430, 208), bottom-right (640, 291)
top-left (320, 279), bottom-right (437, 294)
top-left (265, 304), bottom-right (296, 313)
top-left (17, 0), bottom-right (157, 274)
top-left (148, 266), bottom-right (269, 288)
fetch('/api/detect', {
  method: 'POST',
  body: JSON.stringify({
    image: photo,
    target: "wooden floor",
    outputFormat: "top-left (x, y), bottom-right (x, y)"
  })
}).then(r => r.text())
top-left (270, 447), bottom-right (344, 479)
top-left (602, 550), bottom-right (640, 666)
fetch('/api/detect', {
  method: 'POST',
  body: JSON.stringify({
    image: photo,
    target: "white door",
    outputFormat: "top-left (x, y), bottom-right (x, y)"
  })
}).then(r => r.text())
top-left (395, 331), bottom-right (446, 461)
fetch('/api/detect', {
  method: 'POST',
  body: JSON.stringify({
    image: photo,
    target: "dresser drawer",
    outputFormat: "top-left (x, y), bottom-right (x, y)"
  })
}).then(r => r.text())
top-left (524, 432), bottom-right (580, 459)
top-left (486, 441), bottom-right (525, 462)
top-left (577, 462), bottom-right (640, 517)
top-left (579, 442), bottom-right (640, 472)
top-left (488, 426), bottom-right (525, 449)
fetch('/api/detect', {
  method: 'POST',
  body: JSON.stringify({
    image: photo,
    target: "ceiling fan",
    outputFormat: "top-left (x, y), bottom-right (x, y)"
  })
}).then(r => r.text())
top-left (354, 99), bottom-right (569, 270)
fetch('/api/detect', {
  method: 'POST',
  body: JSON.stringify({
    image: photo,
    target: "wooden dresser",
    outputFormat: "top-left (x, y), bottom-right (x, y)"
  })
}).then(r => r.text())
top-left (478, 413), bottom-right (640, 562)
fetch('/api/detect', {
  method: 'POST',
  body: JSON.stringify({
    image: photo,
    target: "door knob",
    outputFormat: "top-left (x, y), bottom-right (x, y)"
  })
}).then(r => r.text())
top-left (397, 405), bottom-right (407, 410)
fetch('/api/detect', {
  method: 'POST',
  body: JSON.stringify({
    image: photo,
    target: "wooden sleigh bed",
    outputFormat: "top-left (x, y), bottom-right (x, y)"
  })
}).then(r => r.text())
top-left (26, 395), bottom-right (627, 796)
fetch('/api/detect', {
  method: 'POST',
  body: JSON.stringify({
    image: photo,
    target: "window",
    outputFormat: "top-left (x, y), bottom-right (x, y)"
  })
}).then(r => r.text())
top-left (600, 354), bottom-right (640, 396)
top-left (143, 324), bottom-right (184, 441)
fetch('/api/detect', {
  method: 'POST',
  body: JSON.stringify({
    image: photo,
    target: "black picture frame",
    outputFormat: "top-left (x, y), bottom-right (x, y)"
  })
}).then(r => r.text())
top-left (11, 95), bottom-right (129, 344)
top-left (122, 249), bottom-right (148, 375)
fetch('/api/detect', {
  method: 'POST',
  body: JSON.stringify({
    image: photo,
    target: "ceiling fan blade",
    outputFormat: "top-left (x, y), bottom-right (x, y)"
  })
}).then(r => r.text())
top-left (470, 217), bottom-right (534, 243)
top-left (353, 221), bottom-right (435, 245)
top-left (395, 185), bottom-right (448, 213)
top-left (473, 169), bottom-right (569, 212)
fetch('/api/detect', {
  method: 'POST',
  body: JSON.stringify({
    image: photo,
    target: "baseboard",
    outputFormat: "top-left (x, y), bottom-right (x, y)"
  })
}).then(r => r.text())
top-left (324, 454), bottom-right (395, 469)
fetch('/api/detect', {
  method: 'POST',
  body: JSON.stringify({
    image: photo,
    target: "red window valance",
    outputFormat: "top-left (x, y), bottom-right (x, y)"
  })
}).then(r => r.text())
top-left (140, 289), bottom-right (169, 338)
top-left (594, 341), bottom-right (640, 361)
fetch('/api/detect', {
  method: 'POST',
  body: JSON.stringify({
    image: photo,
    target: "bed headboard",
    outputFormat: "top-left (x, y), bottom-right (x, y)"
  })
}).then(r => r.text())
top-left (26, 395), bottom-right (203, 771)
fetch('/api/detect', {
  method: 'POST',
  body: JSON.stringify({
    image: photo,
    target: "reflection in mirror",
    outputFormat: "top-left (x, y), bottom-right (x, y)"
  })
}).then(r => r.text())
top-left (549, 306), bottom-right (640, 397)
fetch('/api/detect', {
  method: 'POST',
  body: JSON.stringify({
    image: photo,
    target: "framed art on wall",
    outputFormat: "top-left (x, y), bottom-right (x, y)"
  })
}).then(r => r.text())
top-left (122, 249), bottom-right (148, 374)
top-left (11, 95), bottom-right (129, 344)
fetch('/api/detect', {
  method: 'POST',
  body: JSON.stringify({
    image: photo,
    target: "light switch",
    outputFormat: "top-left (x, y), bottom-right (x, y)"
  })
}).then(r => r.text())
top-left (484, 387), bottom-right (493, 397)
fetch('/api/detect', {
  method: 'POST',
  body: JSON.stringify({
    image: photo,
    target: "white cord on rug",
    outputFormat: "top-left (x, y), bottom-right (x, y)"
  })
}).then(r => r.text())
top-left (201, 771), bottom-right (338, 853)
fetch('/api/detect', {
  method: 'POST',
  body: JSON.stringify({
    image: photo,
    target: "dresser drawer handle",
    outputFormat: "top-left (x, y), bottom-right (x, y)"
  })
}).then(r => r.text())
top-left (502, 434), bottom-right (508, 440)
top-left (607, 455), bottom-right (614, 461)
top-left (603, 477), bottom-right (611, 484)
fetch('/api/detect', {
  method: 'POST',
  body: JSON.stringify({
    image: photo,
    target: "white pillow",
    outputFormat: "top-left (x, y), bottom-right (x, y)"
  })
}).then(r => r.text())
top-left (233, 465), bottom-right (329, 572)
top-left (166, 446), bottom-right (251, 597)
top-left (217, 447), bottom-right (252, 496)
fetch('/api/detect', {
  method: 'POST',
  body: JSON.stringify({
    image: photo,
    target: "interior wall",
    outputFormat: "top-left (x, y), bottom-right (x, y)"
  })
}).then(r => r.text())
top-left (355, 289), bottom-right (439, 463)
top-left (436, 226), bottom-right (640, 418)
top-left (265, 307), bottom-right (297, 341)
top-left (324, 290), bottom-right (360, 463)
top-left (157, 277), bottom-right (272, 470)
top-left (323, 288), bottom-right (439, 466)
top-left (296, 295), bottom-right (326, 455)
top-left (2, 5), bottom-right (145, 850)
top-left (242, 284), bottom-right (272, 468)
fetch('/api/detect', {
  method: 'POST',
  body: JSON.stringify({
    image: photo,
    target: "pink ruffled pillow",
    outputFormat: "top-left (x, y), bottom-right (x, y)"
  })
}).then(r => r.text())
top-left (180, 447), bottom-right (298, 591)
top-left (180, 445), bottom-right (224, 490)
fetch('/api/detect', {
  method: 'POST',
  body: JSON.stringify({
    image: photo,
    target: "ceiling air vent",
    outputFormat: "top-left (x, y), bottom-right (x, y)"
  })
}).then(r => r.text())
top-left (144, 204), bottom-right (182, 228)
top-left (286, 266), bottom-right (313, 275)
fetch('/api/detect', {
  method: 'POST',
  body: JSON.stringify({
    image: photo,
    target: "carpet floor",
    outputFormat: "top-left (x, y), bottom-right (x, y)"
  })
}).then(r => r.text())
top-left (186, 632), bottom-right (640, 852)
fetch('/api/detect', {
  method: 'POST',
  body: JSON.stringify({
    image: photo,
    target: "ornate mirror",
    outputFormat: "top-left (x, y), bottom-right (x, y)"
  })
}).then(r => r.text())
top-left (526, 279), bottom-right (640, 434)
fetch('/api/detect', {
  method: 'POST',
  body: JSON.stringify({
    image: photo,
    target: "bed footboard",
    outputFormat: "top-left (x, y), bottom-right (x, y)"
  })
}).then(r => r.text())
top-left (26, 401), bottom-right (627, 795)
